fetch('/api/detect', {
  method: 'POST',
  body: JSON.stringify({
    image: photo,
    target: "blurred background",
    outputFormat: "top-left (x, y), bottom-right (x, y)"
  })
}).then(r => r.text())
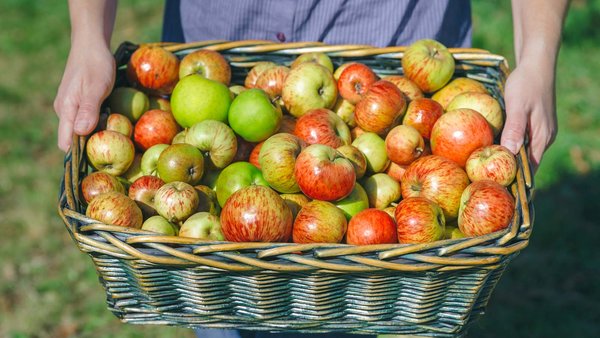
top-left (1, 0), bottom-right (598, 337)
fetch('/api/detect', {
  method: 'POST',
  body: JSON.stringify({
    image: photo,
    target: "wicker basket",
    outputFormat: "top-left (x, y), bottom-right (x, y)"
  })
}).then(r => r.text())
top-left (58, 40), bottom-right (534, 337)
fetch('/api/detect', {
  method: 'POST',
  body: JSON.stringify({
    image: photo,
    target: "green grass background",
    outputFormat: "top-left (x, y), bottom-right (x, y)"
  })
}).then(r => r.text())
top-left (0, 0), bottom-right (598, 337)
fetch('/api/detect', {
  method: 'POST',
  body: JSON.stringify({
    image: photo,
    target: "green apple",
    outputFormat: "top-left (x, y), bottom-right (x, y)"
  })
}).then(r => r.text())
top-left (122, 153), bottom-right (143, 183)
top-left (280, 193), bottom-right (310, 219)
top-left (142, 215), bottom-right (178, 236)
top-left (215, 161), bottom-right (270, 207)
top-left (171, 129), bottom-right (187, 144)
top-left (140, 143), bottom-right (169, 176)
top-left (291, 52), bottom-right (334, 73)
top-left (351, 132), bottom-right (390, 173)
top-left (335, 183), bottom-right (369, 220)
top-left (282, 62), bottom-right (338, 118)
top-left (156, 143), bottom-right (204, 185)
top-left (170, 74), bottom-right (232, 127)
top-left (362, 173), bottom-right (401, 209)
top-left (107, 87), bottom-right (149, 122)
top-left (179, 212), bottom-right (225, 240)
top-left (259, 133), bottom-right (306, 193)
top-left (185, 120), bottom-right (237, 169)
top-left (228, 89), bottom-right (282, 142)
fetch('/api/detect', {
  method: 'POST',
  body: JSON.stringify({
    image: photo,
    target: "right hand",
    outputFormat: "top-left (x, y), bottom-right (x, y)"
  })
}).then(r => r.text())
top-left (54, 42), bottom-right (115, 152)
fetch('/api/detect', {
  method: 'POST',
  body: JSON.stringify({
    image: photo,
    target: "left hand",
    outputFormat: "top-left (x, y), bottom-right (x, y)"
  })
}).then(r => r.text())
top-left (500, 61), bottom-right (558, 172)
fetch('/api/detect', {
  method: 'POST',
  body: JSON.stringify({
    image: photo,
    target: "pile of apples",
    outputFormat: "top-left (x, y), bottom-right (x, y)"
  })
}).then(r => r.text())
top-left (81, 39), bottom-right (518, 245)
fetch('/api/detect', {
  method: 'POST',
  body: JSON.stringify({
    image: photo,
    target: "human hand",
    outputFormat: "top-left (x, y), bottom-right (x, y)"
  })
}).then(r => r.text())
top-left (54, 42), bottom-right (115, 152)
top-left (500, 62), bottom-right (557, 172)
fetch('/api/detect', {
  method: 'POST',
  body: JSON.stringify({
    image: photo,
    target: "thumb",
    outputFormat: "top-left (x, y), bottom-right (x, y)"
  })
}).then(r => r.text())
top-left (73, 93), bottom-right (103, 136)
top-left (500, 107), bottom-right (528, 155)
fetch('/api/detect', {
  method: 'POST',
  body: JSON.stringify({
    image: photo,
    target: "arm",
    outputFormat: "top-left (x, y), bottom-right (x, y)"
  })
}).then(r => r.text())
top-left (54, 0), bottom-right (117, 151)
top-left (501, 0), bottom-right (569, 170)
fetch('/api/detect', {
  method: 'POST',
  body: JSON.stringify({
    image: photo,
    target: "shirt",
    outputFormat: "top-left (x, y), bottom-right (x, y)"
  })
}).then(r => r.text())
top-left (162, 0), bottom-right (472, 48)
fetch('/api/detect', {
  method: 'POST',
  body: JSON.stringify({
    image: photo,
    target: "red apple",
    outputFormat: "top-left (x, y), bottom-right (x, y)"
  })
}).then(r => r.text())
top-left (336, 144), bottom-right (367, 179)
top-left (128, 175), bottom-right (165, 218)
top-left (458, 180), bottom-right (515, 237)
top-left (86, 130), bottom-right (135, 176)
top-left (185, 120), bottom-right (238, 169)
top-left (294, 108), bottom-right (351, 148)
top-left (259, 133), bottom-right (306, 194)
top-left (294, 144), bottom-right (356, 201)
top-left (292, 200), bottom-right (347, 244)
top-left (402, 98), bottom-right (444, 140)
top-left (133, 109), bottom-right (180, 151)
top-left (346, 208), bottom-right (397, 245)
top-left (248, 141), bottom-right (264, 169)
top-left (244, 61), bottom-right (277, 88)
top-left (127, 45), bottom-right (179, 95)
top-left (86, 191), bottom-right (143, 228)
top-left (430, 108), bottom-right (494, 167)
top-left (254, 65), bottom-right (290, 107)
top-left (156, 143), bottom-right (205, 185)
top-left (401, 39), bottom-right (455, 93)
top-left (221, 185), bottom-right (293, 242)
top-left (385, 162), bottom-right (408, 182)
top-left (105, 113), bottom-right (133, 138)
top-left (382, 75), bottom-right (425, 102)
top-left (431, 77), bottom-right (488, 109)
top-left (385, 125), bottom-right (425, 165)
top-left (337, 62), bottom-right (378, 104)
top-left (395, 197), bottom-right (445, 244)
top-left (401, 155), bottom-right (470, 220)
top-left (333, 62), bottom-right (357, 81)
top-left (278, 114), bottom-right (297, 134)
top-left (465, 145), bottom-right (517, 187)
top-left (355, 80), bottom-right (406, 135)
top-left (81, 171), bottom-right (125, 204)
top-left (153, 181), bottom-right (200, 223)
top-left (447, 92), bottom-right (504, 136)
top-left (179, 49), bottom-right (231, 85)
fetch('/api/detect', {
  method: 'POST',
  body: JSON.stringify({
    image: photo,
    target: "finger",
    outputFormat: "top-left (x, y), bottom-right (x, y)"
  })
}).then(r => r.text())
top-left (73, 87), bottom-right (105, 136)
top-left (500, 107), bottom-right (528, 155)
top-left (57, 100), bottom-right (77, 152)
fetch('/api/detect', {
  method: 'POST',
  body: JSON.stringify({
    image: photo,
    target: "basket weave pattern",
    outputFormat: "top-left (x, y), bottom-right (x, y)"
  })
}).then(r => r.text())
top-left (58, 40), bottom-right (534, 336)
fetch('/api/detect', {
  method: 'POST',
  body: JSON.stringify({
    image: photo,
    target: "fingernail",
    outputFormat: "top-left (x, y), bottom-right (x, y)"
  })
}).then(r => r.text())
top-left (74, 120), bottom-right (90, 134)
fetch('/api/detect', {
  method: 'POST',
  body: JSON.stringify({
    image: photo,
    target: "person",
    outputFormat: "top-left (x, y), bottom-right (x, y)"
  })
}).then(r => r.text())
top-left (53, 1), bottom-right (569, 337)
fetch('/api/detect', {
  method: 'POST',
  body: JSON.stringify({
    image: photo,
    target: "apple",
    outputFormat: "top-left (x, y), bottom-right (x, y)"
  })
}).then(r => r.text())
top-left (122, 153), bottom-right (143, 183)
top-left (280, 193), bottom-right (310, 219)
top-left (458, 180), bottom-right (515, 237)
top-left (229, 85), bottom-right (247, 97)
top-left (86, 191), bottom-right (143, 228)
top-left (292, 200), bottom-right (347, 244)
top-left (179, 212), bottom-right (225, 240)
top-left (215, 161), bottom-right (269, 207)
top-left (401, 39), bottom-right (455, 93)
top-left (351, 132), bottom-right (390, 174)
top-left (232, 136), bottom-right (255, 163)
top-left (333, 62), bottom-right (357, 81)
top-left (382, 75), bottom-right (424, 102)
top-left (332, 97), bottom-right (356, 128)
top-left (294, 144), bottom-right (356, 201)
top-left (126, 45), bottom-right (179, 95)
top-left (362, 173), bottom-right (402, 209)
top-left (107, 87), bottom-right (149, 122)
top-left (179, 49), bottom-right (231, 85)
top-left (185, 120), bottom-right (238, 169)
top-left (105, 113), bottom-right (133, 138)
top-left (140, 143), bottom-right (169, 176)
top-left (385, 125), bottom-right (425, 166)
top-left (170, 74), bottom-right (232, 127)
top-left (194, 185), bottom-right (219, 215)
top-left (244, 61), bottom-right (277, 88)
top-left (354, 80), bottom-right (406, 135)
top-left (142, 215), bottom-right (178, 236)
top-left (336, 144), bottom-right (367, 179)
top-left (171, 130), bottom-right (187, 144)
top-left (290, 52), bottom-right (334, 73)
top-left (294, 108), bottom-right (351, 148)
top-left (383, 206), bottom-right (396, 220)
top-left (401, 155), bottom-right (470, 220)
top-left (351, 126), bottom-right (367, 140)
top-left (156, 143), bottom-right (204, 185)
top-left (221, 185), bottom-right (293, 242)
top-left (430, 108), bottom-right (494, 167)
top-left (148, 96), bottom-right (171, 112)
top-left (228, 88), bottom-right (282, 142)
top-left (444, 224), bottom-right (466, 239)
top-left (346, 208), bottom-right (397, 245)
top-left (431, 77), bottom-right (488, 109)
top-left (154, 181), bottom-right (200, 223)
top-left (446, 92), bottom-right (504, 136)
top-left (334, 183), bottom-right (369, 220)
top-left (282, 62), bottom-right (338, 118)
top-left (80, 171), bottom-right (125, 204)
top-left (128, 175), bottom-right (165, 218)
top-left (248, 141), bottom-right (264, 169)
top-left (385, 161), bottom-right (408, 182)
top-left (278, 114), bottom-right (297, 134)
top-left (337, 62), bottom-right (378, 104)
top-left (395, 197), bottom-right (445, 244)
top-left (402, 97), bottom-right (444, 140)
top-left (254, 65), bottom-right (290, 107)
top-left (133, 109), bottom-right (180, 151)
top-left (465, 145), bottom-right (517, 187)
top-left (86, 130), bottom-right (135, 176)
top-left (258, 133), bottom-right (305, 193)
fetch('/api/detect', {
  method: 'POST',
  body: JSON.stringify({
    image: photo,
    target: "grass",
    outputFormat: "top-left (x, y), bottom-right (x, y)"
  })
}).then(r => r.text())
top-left (0, 0), bottom-right (598, 337)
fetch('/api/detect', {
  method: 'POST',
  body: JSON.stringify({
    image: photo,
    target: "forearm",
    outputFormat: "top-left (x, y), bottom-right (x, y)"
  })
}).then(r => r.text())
top-left (68, 0), bottom-right (117, 47)
top-left (511, 0), bottom-right (569, 74)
